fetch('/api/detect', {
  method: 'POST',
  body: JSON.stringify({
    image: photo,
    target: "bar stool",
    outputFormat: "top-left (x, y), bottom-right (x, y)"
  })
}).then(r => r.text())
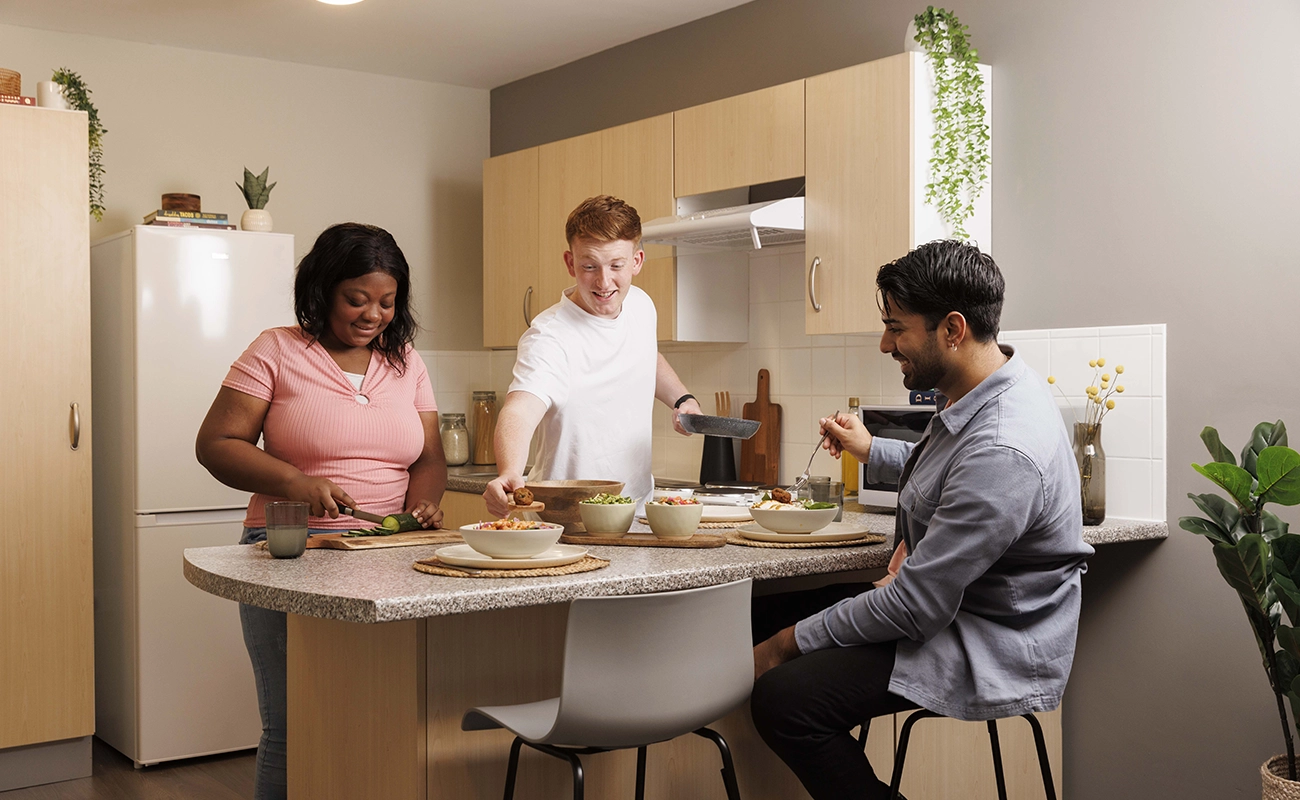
top-left (859, 709), bottom-right (1057, 800)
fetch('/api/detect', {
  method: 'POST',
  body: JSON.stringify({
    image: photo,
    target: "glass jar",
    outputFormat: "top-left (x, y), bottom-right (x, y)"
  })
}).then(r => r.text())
top-left (1073, 422), bottom-right (1106, 526)
top-left (471, 391), bottom-right (498, 465)
top-left (440, 413), bottom-right (470, 466)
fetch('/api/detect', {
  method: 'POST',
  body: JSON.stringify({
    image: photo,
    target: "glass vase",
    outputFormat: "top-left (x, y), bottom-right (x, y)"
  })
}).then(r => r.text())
top-left (1073, 422), bottom-right (1106, 526)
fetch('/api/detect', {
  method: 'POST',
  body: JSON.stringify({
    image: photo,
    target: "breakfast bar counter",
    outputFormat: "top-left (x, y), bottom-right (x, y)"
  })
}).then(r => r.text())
top-left (182, 513), bottom-right (1165, 800)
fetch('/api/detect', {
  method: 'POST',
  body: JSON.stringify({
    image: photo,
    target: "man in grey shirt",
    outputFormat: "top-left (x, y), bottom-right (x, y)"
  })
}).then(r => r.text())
top-left (750, 240), bottom-right (1094, 800)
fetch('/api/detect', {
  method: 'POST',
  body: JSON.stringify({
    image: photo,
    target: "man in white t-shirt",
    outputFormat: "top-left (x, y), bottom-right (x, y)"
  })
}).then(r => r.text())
top-left (484, 195), bottom-right (702, 516)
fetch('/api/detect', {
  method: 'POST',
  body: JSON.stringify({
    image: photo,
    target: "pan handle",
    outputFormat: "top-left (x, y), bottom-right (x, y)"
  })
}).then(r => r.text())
top-left (809, 256), bottom-right (822, 312)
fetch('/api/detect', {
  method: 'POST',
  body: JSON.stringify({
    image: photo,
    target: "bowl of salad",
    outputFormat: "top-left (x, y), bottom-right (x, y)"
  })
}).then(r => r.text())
top-left (459, 519), bottom-right (565, 558)
top-left (644, 496), bottom-right (704, 539)
top-left (749, 495), bottom-right (839, 534)
top-left (577, 493), bottom-right (636, 536)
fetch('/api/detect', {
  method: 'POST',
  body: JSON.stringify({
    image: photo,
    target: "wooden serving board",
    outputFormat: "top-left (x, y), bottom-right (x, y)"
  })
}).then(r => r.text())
top-left (559, 532), bottom-right (726, 548)
top-left (307, 530), bottom-right (463, 550)
top-left (740, 369), bottom-right (781, 486)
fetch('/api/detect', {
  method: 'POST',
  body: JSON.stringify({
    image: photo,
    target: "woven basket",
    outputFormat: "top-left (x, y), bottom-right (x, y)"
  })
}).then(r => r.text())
top-left (0, 69), bottom-right (20, 96)
top-left (1263, 756), bottom-right (1300, 800)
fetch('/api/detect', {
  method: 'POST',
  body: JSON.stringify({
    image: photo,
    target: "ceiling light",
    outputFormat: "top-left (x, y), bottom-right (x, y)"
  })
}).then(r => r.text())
top-left (317, 0), bottom-right (364, 5)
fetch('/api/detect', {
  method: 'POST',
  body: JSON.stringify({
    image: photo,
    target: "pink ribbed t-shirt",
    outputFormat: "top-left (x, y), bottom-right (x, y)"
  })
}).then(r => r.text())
top-left (222, 326), bottom-right (437, 530)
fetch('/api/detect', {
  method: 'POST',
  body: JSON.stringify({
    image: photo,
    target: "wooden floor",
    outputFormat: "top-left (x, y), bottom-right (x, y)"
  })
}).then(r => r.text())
top-left (1, 739), bottom-right (254, 800)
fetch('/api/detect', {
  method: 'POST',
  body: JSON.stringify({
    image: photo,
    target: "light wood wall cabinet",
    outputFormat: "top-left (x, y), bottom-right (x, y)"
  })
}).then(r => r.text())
top-left (482, 147), bottom-right (539, 348)
top-left (537, 132), bottom-right (602, 312)
top-left (0, 105), bottom-right (94, 787)
top-left (674, 80), bottom-right (805, 198)
top-left (804, 52), bottom-right (992, 335)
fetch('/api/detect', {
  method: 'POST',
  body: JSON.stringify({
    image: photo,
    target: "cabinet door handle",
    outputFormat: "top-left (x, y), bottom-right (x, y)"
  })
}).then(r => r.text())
top-left (523, 286), bottom-right (534, 327)
top-left (69, 402), bottom-right (81, 450)
top-left (809, 256), bottom-right (822, 312)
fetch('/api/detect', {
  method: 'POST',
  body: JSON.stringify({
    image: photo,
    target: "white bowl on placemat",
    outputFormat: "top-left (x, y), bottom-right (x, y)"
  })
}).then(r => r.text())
top-left (749, 506), bottom-right (838, 534)
top-left (644, 501), bottom-right (704, 538)
top-left (459, 523), bottom-right (564, 559)
top-left (435, 543), bottom-right (587, 570)
top-left (577, 502), bottom-right (636, 536)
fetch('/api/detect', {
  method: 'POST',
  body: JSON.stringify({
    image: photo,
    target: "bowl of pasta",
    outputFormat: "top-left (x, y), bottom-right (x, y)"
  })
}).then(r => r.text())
top-left (459, 519), bottom-right (565, 559)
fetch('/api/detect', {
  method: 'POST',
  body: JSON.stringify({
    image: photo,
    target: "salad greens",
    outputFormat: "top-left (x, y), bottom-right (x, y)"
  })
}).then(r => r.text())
top-left (581, 493), bottom-right (634, 504)
top-left (757, 492), bottom-right (837, 510)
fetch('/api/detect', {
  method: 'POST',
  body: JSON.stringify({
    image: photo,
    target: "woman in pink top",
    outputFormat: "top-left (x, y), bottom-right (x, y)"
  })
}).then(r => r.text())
top-left (196, 223), bottom-right (446, 800)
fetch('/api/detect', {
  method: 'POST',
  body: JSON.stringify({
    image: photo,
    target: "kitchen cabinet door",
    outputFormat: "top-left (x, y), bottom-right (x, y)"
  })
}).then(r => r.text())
top-left (537, 131), bottom-right (602, 315)
top-left (602, 114), bottom-right (677, 340)
top-left (674, 80), bottom-right (805, 198)
top-left (0, 106), bottom-right (94, 750)
top-left (483, 147), bottom-right (539, 348)
top-left (804, 55), bottom-right (911, 336)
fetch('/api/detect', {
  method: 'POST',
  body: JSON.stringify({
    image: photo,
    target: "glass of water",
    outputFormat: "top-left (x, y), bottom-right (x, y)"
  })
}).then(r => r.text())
top-left (265, 501), bottom-right (309, 558)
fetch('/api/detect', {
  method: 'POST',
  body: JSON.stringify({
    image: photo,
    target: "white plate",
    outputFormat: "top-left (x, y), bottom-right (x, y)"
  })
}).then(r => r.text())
top-left (737, 522), bottom-right (874, 544)
top-left (700, 506), bottom-right (753, 523)
top-left (435, 543), bottom-right (588, 570)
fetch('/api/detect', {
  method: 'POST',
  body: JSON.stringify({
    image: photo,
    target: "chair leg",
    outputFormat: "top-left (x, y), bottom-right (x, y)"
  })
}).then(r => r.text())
top-left (635, 745), bottom-right (647, 800)
top-left (1021, 714), bottom-right (1058, 800)
top-left (523, 742), bottom-right (585, 800)
top-left (503, 737), bottom-right (524, 800)
top-left (889, 709), bottom-right (940, 800)
top-left (857, 718), bottom-right (871, 750)
top-left (986, 720), bottom-right (1008, 800)
top-left (694, 727), bottom-right (742, 800)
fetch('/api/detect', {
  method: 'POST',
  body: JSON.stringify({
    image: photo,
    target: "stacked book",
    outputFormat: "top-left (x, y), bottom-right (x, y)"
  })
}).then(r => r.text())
top-left (143, 210), bottom-right (235, 230)
top-left (0, 94), bottom-right (36, 107)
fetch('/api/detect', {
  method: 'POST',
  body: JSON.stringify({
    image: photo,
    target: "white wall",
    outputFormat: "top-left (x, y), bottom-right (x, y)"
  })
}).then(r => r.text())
top-left (0, 23), bottom-right (490, 350)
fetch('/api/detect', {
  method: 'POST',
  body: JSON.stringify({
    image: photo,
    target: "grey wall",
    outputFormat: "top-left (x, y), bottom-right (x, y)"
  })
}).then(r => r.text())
top-left (492, 0), bottom-right (1300, 796)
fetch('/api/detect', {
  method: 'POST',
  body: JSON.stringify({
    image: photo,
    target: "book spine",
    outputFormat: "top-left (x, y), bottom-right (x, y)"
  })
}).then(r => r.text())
top-left (145, 220), bottom-right (237, 230)
top-left (144, 210), bottom-right (229, 222)
top-left (0, 94), bottom-right (37, 107)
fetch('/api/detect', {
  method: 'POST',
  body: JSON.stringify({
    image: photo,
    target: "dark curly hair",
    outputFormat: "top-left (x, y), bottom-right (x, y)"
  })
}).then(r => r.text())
top-left (294, 223), bottom-right (418, 373)
top-left (876, 239), bottom-right (1005, 342)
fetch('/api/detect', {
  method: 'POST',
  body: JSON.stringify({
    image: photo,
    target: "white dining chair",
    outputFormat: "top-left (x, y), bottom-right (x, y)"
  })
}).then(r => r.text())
top-left (462, 579), bottom-right (754, 800)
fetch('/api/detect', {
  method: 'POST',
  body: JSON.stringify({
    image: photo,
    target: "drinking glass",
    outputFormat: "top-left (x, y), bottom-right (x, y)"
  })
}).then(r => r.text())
top-left (265, 501), bottom-right (309, 558)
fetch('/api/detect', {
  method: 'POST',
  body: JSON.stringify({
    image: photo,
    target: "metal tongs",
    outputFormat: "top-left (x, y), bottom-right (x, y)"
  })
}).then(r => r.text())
top-left (787, 409), bottom-right (839, 496)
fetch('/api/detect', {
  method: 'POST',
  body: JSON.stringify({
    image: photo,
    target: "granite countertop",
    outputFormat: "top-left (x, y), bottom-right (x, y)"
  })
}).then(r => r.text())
top-left (183, 510), bottom-right (1167, 625)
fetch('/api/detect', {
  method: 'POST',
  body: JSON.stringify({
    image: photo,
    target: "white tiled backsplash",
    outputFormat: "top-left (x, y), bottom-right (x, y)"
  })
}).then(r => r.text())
top-left (423, 244), bottom-right (1166, 522)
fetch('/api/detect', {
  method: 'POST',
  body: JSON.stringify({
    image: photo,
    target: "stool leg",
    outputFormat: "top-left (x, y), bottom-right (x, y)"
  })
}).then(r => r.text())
top-left (986, 720), bottom-right (1008, 800)
top-left (1021, 714), bottom-right (1058, 800)
top-left (525, 743), bottom-right (585, 800)
top-left (889, 710), bottom-right (939, 800)
top-left (635, 746), bottom-right (647, 800)
top-left (857, 718), bottom-right (871, 751)
top-left (694, 727), bottom-right (742, 800)
top-left (503, 737), bottom-right (524, 800)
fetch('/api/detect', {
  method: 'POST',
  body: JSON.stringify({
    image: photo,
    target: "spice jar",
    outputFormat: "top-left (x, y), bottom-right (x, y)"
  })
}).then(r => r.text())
top-left (440, 413), bottom-right (469, 466)
top-left (471, 391), bottom-right (498, 465)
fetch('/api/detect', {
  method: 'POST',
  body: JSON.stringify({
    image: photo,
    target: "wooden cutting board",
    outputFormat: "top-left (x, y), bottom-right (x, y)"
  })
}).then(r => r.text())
top-left (305, 530), bottom-right (463, 550)
top-left (740, 369), bottom-right (781, 486)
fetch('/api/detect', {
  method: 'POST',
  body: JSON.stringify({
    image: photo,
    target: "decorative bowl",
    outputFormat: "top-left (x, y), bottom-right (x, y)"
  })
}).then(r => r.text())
top-left (459, 522), bottom-right (564, 559)
top-left (525, 480), bottom-right (625, 532)
top-left (644, 501), bottom-right (704, 539)
top-left (749, 506), bottom-right (838, 534)
top-left (576, 502), bottom-right (636, 537)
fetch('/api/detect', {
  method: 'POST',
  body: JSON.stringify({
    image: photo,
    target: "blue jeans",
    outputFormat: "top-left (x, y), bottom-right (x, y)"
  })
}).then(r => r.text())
top-left (238, 526), bottom-right (331, 800)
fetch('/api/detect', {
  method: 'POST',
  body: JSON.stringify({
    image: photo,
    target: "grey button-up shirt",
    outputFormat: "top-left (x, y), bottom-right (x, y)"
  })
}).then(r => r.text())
top-left (795, 347), bottom-right (1094, 721)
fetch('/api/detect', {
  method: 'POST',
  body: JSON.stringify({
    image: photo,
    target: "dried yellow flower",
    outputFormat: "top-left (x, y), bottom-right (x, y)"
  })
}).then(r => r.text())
top-left (1106, 399), bottom-right (1116, 410)
top-left (1087, 386), bottom-right (1099, 396)
top-left (1089, 359), bottom-right (1097, 368)
top-left (1116, 386), bottom-right (1125, 393)
top-left (1047, 376), bottom-right (1056, 384)
top-left (1115, 365), bottom-right (1125, 374)
top-left (1102, 373), bottom-right (1111, 382)
top-left (1097, 358), bottom-right (1106, 367)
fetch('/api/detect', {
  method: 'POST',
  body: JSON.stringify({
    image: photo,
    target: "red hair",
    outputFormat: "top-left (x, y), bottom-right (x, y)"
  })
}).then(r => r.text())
top-left (565, 195), bottom-right (641, 246)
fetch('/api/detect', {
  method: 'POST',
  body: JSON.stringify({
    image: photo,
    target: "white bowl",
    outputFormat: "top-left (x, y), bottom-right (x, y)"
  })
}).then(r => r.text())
top-left (652, 487), bottom-right (695, 503)
top-left (576, 502), bottom-right (636, 536)
top-left (459, 523), bottom-right (564, 559)
top-left (644, 502), bottom-right (704, 539)
top-left (748, 506), bottom-right (838, 534)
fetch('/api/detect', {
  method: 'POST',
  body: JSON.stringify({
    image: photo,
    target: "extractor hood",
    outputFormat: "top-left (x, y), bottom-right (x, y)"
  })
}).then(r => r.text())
top-left (641, 197), bottom-right (804, 251)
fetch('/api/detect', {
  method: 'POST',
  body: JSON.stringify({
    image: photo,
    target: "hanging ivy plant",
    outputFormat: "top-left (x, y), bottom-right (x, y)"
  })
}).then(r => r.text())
top-left (912, 7), bottom-right (989, 239)
top-left (51, 67), bottom-right (106, 221)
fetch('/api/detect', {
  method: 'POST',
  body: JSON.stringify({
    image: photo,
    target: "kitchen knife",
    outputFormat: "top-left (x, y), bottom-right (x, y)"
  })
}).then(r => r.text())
top-left (339, 504), bottom-right (386, 525)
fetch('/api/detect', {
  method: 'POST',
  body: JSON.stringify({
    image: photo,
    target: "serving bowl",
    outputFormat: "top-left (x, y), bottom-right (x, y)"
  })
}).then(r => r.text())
top-left (749, 506), bottom-right (838, 534)
top-left (576, 501), bottom-right (636, 537)
top-left (459, 522), bottom-right (564, 559)
top-left (525, 480), bottom-right (625, 532)
top-left (644, 501), bottom-right (704, 539)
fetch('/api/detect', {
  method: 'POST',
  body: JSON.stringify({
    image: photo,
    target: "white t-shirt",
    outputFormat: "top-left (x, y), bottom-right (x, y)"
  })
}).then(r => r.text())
top-left (510, 285), bottom-right (658, 508)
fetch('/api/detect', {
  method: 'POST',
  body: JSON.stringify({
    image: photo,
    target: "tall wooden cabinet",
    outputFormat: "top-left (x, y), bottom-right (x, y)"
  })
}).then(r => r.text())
top-left (482, 147), bottom-right (539, 348)
top-left (0, 105), bottom-right (95, 789)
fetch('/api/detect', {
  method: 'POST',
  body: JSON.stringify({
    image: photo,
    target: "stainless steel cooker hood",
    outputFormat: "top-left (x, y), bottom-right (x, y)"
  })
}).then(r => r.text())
top-left (641, 197), bottom-right (804, 251)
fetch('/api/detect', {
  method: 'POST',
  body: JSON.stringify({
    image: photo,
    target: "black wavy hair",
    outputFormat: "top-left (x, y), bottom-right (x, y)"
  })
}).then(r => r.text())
top-left (875, 239), bottom-right (1005, 342)
top-left (294, 223), bottom-right (418, 373)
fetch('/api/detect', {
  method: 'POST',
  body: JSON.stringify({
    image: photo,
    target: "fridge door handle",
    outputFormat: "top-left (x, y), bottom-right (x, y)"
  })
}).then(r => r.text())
top-left (69, 401), bottom-right (80, 450)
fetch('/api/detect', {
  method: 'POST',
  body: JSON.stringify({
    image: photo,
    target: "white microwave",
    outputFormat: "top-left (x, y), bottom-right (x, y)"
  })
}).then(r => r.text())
top-left (857, 404), bottom-right (938, 507)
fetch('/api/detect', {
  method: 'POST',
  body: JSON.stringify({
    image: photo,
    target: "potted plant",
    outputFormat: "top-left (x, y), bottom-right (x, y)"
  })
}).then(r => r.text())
top-left (1179, 421), bottom-right (1300, 796)
top-left (237, 166), bottom-right (276, 232)
top-left (50, 68), bottom-right (107, 221)
top-left (909, 6), bottom-right (990, 239)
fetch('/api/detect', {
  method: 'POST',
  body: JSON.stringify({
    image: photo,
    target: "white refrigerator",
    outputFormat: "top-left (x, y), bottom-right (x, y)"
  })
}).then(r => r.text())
top-left (90, 226), bottom-right (296, 766)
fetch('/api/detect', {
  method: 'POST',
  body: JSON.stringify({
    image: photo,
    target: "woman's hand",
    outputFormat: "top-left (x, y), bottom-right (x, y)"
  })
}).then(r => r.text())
top-left (407, 499), bottom-right (444, 529)
top-left (285, 474), bottom-right (356, 518)
top-left (820, 412), bottom-right (873, 463)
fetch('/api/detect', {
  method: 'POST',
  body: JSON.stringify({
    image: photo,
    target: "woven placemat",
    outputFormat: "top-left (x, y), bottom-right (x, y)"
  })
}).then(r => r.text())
top-left (724, 531), bottom-right (885, 549)
top-left (413, 554), bottom-right (610, 578)
top-left (560, 532), bottom-right (725, 548)
top-left (636, 518), bottom-right (744, 529)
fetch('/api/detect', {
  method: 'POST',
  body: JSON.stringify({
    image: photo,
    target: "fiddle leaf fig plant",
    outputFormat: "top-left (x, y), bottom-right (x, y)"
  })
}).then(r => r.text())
top-left (51, 68), bottom-right (106, 221)
top-left (237, 166), bottom-right (276, 210)
top-left (1180, 420), bottom-right (1300, 779)
top-left (911, 6), bottom-right (989, 239)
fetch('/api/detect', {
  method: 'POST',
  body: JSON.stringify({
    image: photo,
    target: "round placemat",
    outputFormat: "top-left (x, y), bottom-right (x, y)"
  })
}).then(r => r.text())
top-left (413, 554), bottom-right (609, 578)
top-left (724, 531), bottom-right (885, 549)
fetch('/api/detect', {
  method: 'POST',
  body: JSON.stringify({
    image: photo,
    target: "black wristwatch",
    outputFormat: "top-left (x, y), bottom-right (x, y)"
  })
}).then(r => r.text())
top-left (673, 393), bottom-right (696, 410)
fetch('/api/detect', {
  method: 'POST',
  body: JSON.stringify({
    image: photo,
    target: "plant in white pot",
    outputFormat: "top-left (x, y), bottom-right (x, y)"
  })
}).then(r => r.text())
top-left (1179, 421), bottom-right (1300, 796)
top-left (237, 166), bottom-right (276, 232)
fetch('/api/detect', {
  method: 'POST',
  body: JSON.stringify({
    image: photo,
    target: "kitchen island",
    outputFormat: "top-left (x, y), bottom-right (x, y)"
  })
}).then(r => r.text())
top-left (184, 513), bottom-right (1165, 799)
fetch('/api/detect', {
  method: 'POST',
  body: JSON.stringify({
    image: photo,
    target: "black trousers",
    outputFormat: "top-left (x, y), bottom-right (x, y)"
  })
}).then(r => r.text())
top-left (751, 583), bottom-right (919, 800)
